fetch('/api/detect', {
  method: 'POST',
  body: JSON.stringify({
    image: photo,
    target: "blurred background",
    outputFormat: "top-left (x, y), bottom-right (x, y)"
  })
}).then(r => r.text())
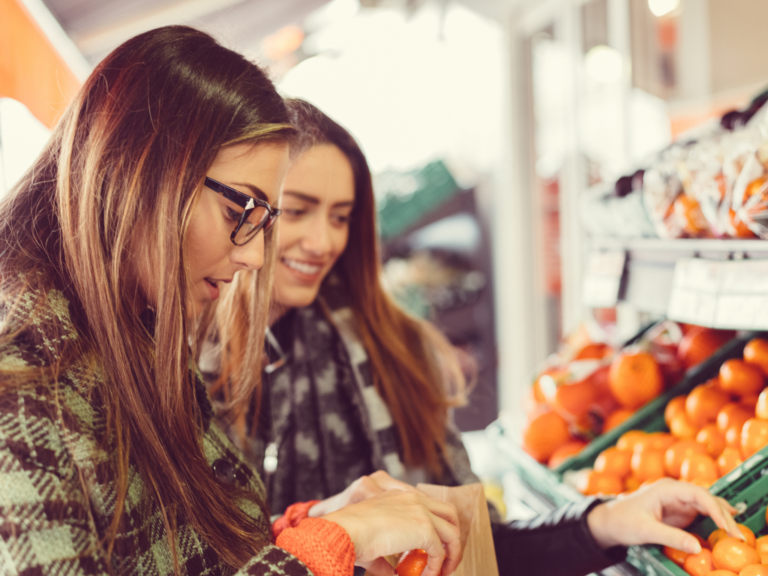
top-left (7, 0), bottom-right (768, 539)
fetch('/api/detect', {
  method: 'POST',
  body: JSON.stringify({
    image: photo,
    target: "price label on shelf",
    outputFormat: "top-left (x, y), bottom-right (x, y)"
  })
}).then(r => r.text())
top-left (667, 258), bottom-right (768, 329)
top-left (582, 250), bottom-right (626, 307)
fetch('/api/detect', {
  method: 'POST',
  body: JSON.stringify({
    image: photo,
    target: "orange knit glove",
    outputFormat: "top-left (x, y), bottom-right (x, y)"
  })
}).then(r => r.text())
top-left (276, 517), bottom-right (356, 576)
top-left (272, 500), bottom-right (321, 539)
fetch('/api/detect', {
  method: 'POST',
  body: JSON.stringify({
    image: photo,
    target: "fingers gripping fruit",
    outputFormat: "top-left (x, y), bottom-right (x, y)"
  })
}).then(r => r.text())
top-left (396, 549), bottom-right (429, 576)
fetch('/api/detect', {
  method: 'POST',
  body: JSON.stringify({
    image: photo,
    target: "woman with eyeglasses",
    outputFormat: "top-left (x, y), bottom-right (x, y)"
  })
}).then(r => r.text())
top-left (206, 99), bottom-right (743, 576)
top-left (0, 27), bottom-right (465, 576)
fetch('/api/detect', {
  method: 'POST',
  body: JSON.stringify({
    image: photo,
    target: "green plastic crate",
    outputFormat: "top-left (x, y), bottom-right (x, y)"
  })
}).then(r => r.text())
top-left (553, 334), bottom-right (755, 477)
top-left (629, 444), bottom-right (768, 576)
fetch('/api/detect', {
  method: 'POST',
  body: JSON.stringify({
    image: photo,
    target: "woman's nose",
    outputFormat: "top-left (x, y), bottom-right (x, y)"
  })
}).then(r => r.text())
top-left (301, 218), bottom-right (332, 256)
top-left (232, 231), bottom-right (265, 270)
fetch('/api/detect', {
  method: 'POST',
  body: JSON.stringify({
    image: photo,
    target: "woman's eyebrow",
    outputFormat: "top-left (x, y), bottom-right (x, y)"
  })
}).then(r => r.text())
top-left (231, 182), bottom-right (269, 202)
top-left (284, 191), bottom-right (355, 209)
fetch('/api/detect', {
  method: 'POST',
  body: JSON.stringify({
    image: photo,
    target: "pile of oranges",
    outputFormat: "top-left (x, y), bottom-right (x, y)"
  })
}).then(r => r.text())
top-left (576, 338), bottom-right (768, 497)
top-left (522, 324), bottom-right (734, 467)
top-left (665, 523), bottom-right (768, 575)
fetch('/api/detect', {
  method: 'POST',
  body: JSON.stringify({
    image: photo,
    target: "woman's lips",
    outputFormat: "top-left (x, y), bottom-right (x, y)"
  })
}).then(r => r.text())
top-left (281, 257), bottom-right (324, 281)
top-left (204, 278), bottom-right (220, 300)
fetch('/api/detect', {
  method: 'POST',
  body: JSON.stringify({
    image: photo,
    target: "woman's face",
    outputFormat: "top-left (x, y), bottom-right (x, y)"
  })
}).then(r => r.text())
top-left (272, 144), bottom-right (355, 313)
top-left (185, 141), bottom-right (290, 317)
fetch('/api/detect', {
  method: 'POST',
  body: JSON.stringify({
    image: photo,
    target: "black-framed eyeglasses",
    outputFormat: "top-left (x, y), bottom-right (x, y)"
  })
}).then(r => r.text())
top-left (204, 177), bottom-right (281, 246)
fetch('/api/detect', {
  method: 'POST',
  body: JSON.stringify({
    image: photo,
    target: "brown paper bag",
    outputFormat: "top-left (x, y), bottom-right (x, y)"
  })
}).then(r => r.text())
top-left (364, 483), bottom-right (498, 576)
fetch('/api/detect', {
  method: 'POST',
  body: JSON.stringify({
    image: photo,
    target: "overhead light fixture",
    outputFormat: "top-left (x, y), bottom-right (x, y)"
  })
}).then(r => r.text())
top-left (584, 45), bottom-right (623, 84)
top-left (648, 0), bottom-right (681, 17)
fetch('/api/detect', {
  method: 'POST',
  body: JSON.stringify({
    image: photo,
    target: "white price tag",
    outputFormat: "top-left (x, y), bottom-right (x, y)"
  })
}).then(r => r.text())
top-left (668, 257), bottom-right (768, 329)
top-left (583, 251), bottom-right (626, 307)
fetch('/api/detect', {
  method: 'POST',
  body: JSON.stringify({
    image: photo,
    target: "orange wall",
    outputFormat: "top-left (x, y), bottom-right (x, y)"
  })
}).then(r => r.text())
top-left (0, 0), bottom-right (81, 128)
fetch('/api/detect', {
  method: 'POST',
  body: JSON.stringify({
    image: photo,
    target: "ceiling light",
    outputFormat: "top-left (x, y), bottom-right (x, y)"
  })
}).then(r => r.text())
top-left (648, 0), bottom-right (681, 17)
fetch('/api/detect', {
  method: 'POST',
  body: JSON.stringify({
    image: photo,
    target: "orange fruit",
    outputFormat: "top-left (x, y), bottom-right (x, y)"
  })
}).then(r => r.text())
top-left (743, 394), bottom-right (760, 411)
top-left (609, 351), bottom-right (664, 409)
top-left (755, 535), bottom-right (768, 556)
top-left (631, 449), bottom-right (666, 483)
top-left (580, 471), bottom-right (623, 496)
top-left (707, 571), bottom-right (738, 576)
top-left (663, 545), bottom-right (689, 566)
top-left (740, 565), bottom-right (768, 576)
top-left (721, 360), bottom-right (765, 397)
top-left (574, 342), bottom-right (612, 360)
top-left (684, 548), bottom-right (714, 576)
top-left (552, 377), bottom-right (599, 420)
top-left (756, 389), bottom-right (768, 420)
top-left (718, 404), bottom-right (754, 434)
top-left (678, 327), bottom-right (733, 369)
top-left (670, 411), bottom-right (700, 440)
top-left (730, 207), bottom-right (757, 238)
top-left (548, 439), bottom-right (588, 469)
top-left (687, 384), bottom-right (731, 427)
top-left (666, 395), bottom-right (688, 427)
top-left (697, 424), bottom-right (726, 458)
top-left (523, 411), bottom-right (571, 462)
top-left (648, 431), bottom-right (677, 452)
top-left (742, 418), bottom-right (768, 459)
top-left (712, 537), bottom-right (760, 572)
top-left (594, 447), bottom-right (632, 478)
top-left (396, 549), bottom-right (428, 576)
top-left (717, 447), bottom-right (743, 476)
top-left (680, 453), bottom-right (719, 484)
top-left (666, 440), bottom-right (708, 478)
top-left (745, 338), bottom-right (768, 377)
top-left (738, 525), bottom-right (757, 548)
top-left (624, 475), bottom-right (642, 493)
top-left (709, 529), bottom-right (730, 548)
top-left (603, 408), bottom-right (635, 433)
top-left (617, 430), bottom-right (648, 452)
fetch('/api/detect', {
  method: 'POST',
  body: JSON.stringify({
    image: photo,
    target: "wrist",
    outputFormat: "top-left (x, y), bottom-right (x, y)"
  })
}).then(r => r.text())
top-left (586, 501), bottom-right (618, 550)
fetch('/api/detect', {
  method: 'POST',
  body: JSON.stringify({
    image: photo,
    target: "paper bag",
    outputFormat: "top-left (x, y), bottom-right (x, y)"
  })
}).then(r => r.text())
top-left (364, 483), bottom-right (498, 576)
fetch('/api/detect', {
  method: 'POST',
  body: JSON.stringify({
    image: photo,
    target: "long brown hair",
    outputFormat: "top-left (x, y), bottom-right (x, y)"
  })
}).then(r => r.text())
top-left (218, 99), bottom-right (466, 476)
top-left (0, 26), bottom-right (292, 570)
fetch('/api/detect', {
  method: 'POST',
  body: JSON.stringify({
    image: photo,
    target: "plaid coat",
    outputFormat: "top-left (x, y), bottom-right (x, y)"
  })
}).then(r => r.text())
top-left (0, 288), bottom-right (314, 576)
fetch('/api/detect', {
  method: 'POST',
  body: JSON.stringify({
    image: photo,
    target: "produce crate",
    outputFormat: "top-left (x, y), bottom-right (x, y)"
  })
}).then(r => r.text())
top-left (628, 444), bottom-right (768, 576)
top-left (553, 334), bottom-right (757, 477)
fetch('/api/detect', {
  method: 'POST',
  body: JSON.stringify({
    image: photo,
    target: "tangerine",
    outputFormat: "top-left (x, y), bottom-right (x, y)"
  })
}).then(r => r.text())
top-left (740, 565), bottom-right (768, 576)
top-left (738, 525), bottom-right (757, 548)
top-left (609, 351), bottom-right (664, 409)
top-left (712, 537), bottom-right (760, 572)
top-left (523, 411), bottom-right (571, 462)
top-left (755, 535), bottom-right (768, 556)
top-left (756, 389), bottom-right (768, 420)
top-left (730, 207), bottom-right (757, 238)
top-left (580, 470), bottom-right (623, 496)
top-left (680, 453), bottom-right (719, 484)
top-left (683, 548), bottom-right (714, 576)
top-left (603, 408), bottom-right (635, 433)
top-left (697, 424), bottom-right (726, 458)
top-left (548, 439), bottom-right (587, 469)
top-left (742, 418), bottom-right (768, 459)
top-left (709, 529), bottom-right (729, 548)
top-left (594, 447), bottom-right (632, 478)
top-left (396, 549), bottom-right (428, 576)
top-left (670, 411), bottom-right (700, 440)
top-left (726, 424), bottom-right (744, 449)
top-left (718, 404), bottom-right (754, 434)
top-left (666, 395), bottom-right (688, 427)
top-left (648, 431), bottom-right (678, 452)
top-left (552, 377), bottom-right (599, 420)
top-left (662, 545), bottom-right (689, 566)
top-left (574, 342), bottom-right (612, 360)
top-left (624, 475), bottom-right (642, 493)
top-left (717, 447), bottom-right (743, 476)
top-left (721, 360), bottom-right (765, 397)
top-left (666, 440), bottom-right (707, 478)
top-left (617, 430), bottom-right (648, 452)
top-left (745, 338), bottom-right (768, 377)
top-left (687, 384), bottom-right (731, 428)
top-left (631, 449), bottom-right (666, 483)
top-left (678, 327), bottom-right (733, 369)
top-left (742, 394), bottom-right (760, 411)
top-left (707, 571), bottom-right (738, 576)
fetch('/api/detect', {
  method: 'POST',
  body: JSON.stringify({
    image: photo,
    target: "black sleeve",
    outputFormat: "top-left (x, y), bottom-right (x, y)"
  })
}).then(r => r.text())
top-left (493, 498), bottom-right (627, 576)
